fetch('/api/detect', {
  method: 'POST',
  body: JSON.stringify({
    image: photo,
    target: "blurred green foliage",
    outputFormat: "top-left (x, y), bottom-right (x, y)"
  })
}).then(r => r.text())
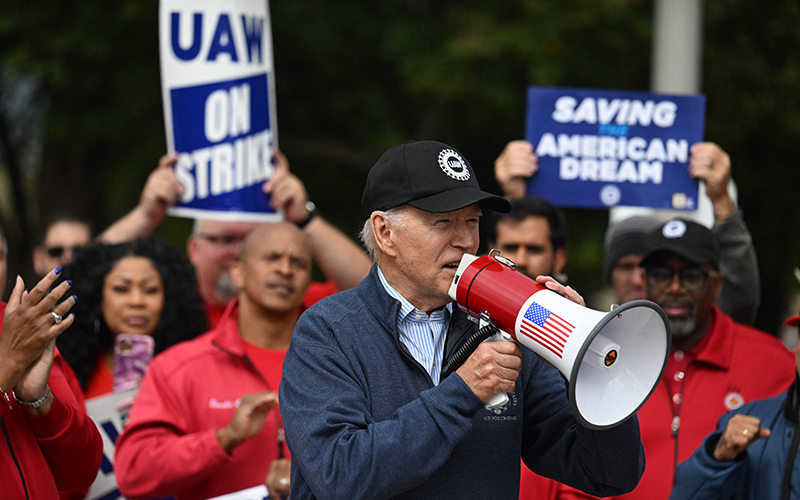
top-left (0, 0), bottom-right (798, 334)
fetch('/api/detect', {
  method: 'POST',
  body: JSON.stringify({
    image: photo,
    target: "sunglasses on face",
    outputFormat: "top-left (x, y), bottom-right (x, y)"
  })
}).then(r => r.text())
top-left (45, 245), bottom-right (83, 258)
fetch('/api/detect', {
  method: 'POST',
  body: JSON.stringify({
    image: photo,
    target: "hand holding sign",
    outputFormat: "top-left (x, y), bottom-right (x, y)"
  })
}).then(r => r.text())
top-left (263, 150), bottom-right (311, 223)
top-left (689, 142), bottom-right (734, 221)
top-left (142, 153), bottom-right (185, 224)
top-left (494, 140), bottom-right (538, 199)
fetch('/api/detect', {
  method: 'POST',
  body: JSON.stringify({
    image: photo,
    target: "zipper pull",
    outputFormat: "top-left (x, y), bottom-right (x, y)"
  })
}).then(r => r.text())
top-left (671, 415), bottom-right (680, 437)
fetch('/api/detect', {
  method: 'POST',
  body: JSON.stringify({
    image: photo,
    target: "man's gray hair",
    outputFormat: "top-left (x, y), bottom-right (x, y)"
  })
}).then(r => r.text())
top-left (359, 207), bottom-right (409, 261)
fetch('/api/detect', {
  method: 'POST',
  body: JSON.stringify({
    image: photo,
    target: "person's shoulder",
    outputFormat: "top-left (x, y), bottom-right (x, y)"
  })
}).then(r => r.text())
top-left (302, 286), bottom-right (366, 321)
top-left (148, 329), bottom-right (218, 378)
top-left (742, 391), bottom-right (787, 412)
top-left (730, 320), bottom-right (791, 354)
top-left (293, 287), bottom-right (374, 348)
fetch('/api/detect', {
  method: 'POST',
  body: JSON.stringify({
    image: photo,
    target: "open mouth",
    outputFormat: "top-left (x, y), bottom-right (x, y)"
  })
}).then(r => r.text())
top-left (443, 261), bottom-right (461, 271)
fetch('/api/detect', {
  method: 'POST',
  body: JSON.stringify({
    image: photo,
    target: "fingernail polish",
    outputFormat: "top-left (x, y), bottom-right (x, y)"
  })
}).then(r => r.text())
top-left (54, 267), bottom-right (62, 275)
top-left (66, 280), bottom-right (72, 286)
top-left (72, 295), bottom-right (77, 302)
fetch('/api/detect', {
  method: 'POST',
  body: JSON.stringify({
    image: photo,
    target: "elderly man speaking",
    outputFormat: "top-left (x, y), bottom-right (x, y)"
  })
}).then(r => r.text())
top-left (280, 141), bottom-right (645, 499)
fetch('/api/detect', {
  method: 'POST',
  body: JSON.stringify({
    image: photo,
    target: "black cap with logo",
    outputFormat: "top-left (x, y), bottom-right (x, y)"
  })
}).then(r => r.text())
top-left (639, 218), bottom-right (720, 270)
top-left (361, 141), bottom-right (512, 220)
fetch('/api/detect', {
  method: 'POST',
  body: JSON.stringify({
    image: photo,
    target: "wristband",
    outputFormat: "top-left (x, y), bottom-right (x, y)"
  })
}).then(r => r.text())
top-left (296, 201), bottom-right (318, 229)
top-left (14, 384), bottom-right (51, 409)
top-left (0, 386), bottom-right (11, 410)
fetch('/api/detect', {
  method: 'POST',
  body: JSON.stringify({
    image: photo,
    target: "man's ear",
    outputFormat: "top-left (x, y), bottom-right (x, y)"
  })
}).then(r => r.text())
top-left (230, 260), bottom-right (246, 291)
top-left (711, 271), bottom-right (725, 301)
top-left (371, 212), bottom-right (398, 258)
top-left (186, 235), bottom-right (199, 268)
top-left (553, 248), bottom-right (568, 276)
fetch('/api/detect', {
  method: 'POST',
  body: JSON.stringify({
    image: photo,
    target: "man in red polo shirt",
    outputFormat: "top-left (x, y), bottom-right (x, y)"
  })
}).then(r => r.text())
top-left (556, 219), bottom-right (794, 500)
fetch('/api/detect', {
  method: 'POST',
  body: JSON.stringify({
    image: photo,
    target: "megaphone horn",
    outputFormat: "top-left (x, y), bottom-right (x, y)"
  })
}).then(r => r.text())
top-left (447, 252), bottom-right (670, 430)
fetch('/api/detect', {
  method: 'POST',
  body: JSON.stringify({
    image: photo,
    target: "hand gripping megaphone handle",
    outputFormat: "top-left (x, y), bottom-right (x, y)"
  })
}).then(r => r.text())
top-left (440, 322), bottom-right (500, 379)
top-left (440, 315), bottom-right (513, 409)
top-left (484, 327), bottom-right (513, 409)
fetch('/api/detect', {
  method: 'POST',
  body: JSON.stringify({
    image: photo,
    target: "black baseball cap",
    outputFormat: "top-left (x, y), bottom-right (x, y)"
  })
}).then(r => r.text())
top-left (361, 141), bottom-right (511, 220)
top-left (639, 218), bottom-right (720, 270)
top-left (602, 215), bottom-right (662, 284)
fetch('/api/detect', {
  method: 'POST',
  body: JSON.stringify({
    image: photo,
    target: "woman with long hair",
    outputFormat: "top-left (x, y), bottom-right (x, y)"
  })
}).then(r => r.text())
top-left (57, 236), bottom-right (207, 398)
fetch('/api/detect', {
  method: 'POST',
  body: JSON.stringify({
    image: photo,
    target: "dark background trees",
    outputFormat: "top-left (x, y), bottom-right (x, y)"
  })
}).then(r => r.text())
top-left (0, 0), bottom-right (798, 335)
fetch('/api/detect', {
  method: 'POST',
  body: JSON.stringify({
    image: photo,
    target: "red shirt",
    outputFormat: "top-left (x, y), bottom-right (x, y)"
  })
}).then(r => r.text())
top-left (84, 356), bottom-right (114, 400)
top-left (242, 340), bottom-right (289, 458)
top-left (544, 307), bottom-right (795, 500)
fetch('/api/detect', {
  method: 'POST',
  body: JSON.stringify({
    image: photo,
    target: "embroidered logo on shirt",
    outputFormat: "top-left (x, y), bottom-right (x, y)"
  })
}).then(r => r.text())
top-left (724, 392), bottom-right (745, 410)
top-left (209, 397), bottom-right (241, 409)
top-left (437, 149), bottom-right (470, 181)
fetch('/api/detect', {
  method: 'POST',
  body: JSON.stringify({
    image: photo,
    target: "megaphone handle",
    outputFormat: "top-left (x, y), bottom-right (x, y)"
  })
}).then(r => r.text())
top-left (486, 392), bottom-right (509, 409)
top-left (483, 329), bottom-right (512, 409)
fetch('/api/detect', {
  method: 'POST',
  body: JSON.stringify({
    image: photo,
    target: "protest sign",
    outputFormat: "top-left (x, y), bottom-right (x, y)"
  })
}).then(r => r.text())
top-left (160, 0), bottom-right (280, 221)
top-left (86, 389), bottom-right (138, 500)
top-left (525, 86), bottom-right (705, 210)
top-left (205, 485), bottom-right (269, 500)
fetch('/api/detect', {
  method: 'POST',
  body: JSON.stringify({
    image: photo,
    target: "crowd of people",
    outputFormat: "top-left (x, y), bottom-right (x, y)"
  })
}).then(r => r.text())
top-left (0, 136), bottom-right (796, 500)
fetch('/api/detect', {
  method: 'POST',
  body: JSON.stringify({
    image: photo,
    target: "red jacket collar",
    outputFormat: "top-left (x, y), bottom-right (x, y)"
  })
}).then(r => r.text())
top-left (693, 305), bottom-right (735, 370)
top-left (210, 298), bottom-right (246, 357)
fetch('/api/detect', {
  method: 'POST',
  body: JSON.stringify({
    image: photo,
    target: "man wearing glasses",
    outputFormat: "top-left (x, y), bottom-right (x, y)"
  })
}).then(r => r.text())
top-left (100, 151), bottom-right (371, 328)
top-left (557, 218), bottom-right (795, 500)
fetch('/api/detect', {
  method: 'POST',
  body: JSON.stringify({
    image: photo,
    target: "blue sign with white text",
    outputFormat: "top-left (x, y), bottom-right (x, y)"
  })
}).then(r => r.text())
top-left (524, 86), bottom-right (706, 210)
top-left (170, 74), bottom-right (275, 215)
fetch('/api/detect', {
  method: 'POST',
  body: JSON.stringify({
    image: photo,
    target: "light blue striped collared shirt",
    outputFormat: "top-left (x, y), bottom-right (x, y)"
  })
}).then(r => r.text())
top-left (377, 266), bottom-right (451, 385)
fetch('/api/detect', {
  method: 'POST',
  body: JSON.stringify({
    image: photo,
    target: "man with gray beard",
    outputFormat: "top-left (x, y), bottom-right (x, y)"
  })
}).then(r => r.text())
top-left (556, 218), bottom-right (792, 500)
top-left (555, 218), bottom-right (794, 500)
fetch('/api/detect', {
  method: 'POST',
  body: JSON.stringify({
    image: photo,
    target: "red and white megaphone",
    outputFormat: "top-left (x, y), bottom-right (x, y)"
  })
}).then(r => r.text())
top-left (448, 252), bottom-right (670, 430)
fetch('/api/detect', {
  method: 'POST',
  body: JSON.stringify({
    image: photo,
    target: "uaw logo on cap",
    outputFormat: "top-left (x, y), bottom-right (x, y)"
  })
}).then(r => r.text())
top-left (663, 220), bottom-right (687, 239)
top-left (438, 149), bottom-right (471, 181)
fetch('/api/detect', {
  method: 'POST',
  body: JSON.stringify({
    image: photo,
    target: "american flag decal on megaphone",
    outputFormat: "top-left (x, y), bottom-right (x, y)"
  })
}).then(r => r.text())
top-left (448, 252), bottom-right (671, 430)
top-left (520, 302), bottom-right (575, 358)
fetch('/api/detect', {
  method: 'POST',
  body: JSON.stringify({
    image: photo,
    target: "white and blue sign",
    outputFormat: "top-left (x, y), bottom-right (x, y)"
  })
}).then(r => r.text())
top-left (160, 0), bottom-right (280, 221)
top-left (524, 86), bottom-right (706, 210)
top-left (86, 390), bottom-right (138, 500)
